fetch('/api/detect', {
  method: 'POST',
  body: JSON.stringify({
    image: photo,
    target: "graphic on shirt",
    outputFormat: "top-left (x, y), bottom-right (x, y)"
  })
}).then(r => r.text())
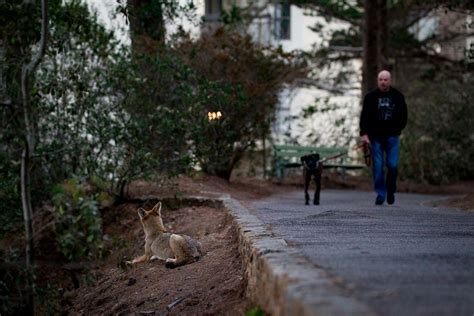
top-left (378, 97), bottom-right (395, 121)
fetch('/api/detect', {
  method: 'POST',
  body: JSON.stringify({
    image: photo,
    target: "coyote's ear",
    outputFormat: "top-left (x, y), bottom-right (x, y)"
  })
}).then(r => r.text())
top-left (138, 208), bottom-right (146, 219)
top-left (152, 202), bottom-right (162, 216)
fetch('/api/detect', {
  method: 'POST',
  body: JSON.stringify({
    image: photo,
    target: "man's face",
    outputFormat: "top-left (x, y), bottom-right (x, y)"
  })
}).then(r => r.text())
top-left (377, 72), bottom-right (391, 92)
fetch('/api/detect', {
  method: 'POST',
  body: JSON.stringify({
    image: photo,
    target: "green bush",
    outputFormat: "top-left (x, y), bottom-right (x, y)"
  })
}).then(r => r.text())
top-left (175, 29), bottom-right (306, 179)
top-left (0, 255), bottom-right (60, 315)
top-left (115, 29), bottom-right (305, 181)
top-left (397, 63), bottom-right (474, 184)
top-left (246, 306), bottom-right (266, 316)
top-left (51, 179), bottom-right (104, 262)
top-left (0, 153), bottom-right (22, 239)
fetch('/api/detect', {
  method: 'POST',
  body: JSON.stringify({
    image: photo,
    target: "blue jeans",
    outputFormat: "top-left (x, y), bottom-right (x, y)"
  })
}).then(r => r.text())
top-left (370, 136), bottom-right (399, 200)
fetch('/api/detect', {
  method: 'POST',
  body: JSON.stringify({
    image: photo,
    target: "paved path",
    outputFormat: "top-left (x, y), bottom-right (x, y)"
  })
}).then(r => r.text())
top-left (248, 190), bottom-right (474, 316)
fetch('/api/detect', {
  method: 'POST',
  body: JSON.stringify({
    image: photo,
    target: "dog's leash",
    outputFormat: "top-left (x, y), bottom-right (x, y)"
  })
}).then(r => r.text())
top-left (363, 142), bottom-right (371, 167)
top-left (319, 143), bottom-right (371, 167)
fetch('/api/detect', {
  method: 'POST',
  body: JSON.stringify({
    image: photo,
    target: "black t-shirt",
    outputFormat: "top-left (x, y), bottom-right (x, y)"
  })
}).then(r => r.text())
top-left (359, 87), bottom-right (408, 138)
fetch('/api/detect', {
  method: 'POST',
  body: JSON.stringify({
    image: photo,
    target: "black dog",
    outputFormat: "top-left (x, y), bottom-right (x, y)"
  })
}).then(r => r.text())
top-left (300, 153), bottom-right (323, 205)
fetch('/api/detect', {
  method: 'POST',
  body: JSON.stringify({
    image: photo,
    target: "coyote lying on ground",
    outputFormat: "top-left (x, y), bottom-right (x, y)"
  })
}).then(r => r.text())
top-left (130, 202), bottom-right (203, 268)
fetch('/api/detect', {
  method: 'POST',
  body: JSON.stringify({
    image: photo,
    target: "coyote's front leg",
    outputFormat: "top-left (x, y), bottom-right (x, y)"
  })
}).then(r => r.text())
top-left (131, 240), bottom-right (152, 264)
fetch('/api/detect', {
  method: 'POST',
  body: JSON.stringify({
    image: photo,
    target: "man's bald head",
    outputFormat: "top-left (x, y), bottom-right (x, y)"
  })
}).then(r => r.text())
top-left (377, 70), bottom-right (392, 92)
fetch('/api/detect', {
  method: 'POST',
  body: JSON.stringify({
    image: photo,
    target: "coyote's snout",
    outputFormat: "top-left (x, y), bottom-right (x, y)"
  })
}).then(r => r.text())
top-left (130, 202), bottom-right (203, 268)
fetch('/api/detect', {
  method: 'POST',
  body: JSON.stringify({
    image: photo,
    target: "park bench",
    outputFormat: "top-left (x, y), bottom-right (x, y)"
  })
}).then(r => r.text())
top-left (273, 144), bottom-right (367, 183)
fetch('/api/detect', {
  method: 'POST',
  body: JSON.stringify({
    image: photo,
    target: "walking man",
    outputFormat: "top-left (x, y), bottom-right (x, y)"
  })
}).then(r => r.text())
top-left (360, 70), bottom-right (408, 205)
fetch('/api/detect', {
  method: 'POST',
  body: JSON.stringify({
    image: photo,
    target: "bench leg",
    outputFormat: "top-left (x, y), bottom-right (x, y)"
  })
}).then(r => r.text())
top-left (314, 173), bottom-right (321, 205)
top-left (276, 160), bottom-right (283, 184)
top-left (340, 168), bottom-right (347, 182)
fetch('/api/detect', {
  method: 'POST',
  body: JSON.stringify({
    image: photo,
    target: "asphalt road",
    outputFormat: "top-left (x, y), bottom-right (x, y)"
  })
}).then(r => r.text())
top-left (248, 189), bottom-right (474, 316)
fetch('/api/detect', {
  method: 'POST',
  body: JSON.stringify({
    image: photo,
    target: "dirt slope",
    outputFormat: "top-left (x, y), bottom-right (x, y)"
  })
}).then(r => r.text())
top-left (66, 203), bottom-right (252, 315)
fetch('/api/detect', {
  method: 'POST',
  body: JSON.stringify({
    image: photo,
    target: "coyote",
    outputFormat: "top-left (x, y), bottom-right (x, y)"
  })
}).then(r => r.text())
top-left (130, 202), bottom-right (203, 268)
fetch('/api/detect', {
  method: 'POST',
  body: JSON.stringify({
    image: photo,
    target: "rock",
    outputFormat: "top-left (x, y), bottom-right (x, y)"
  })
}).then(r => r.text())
top-left (127, 277), bottom-right (137, 286)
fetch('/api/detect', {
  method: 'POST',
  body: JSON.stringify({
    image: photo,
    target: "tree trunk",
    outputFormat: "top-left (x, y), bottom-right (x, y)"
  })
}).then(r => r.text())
top-left (20, 0), bottom-right (48, 311)
top-left (215, 168), bottom-right (233, 182)
top-left (377, 0), bottom-right (389, 72)
top-left (362, 0), bottom-right (388, 96)
top-left (127, 0), bottom-right (166, 57)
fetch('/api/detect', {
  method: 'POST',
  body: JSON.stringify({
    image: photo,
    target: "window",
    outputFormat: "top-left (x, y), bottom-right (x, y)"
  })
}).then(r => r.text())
top-left (205, 0), bottom-right (222, 16)
top-left (274, 1), bottom-right (290, 40)
top-left (203, 0), bottom-right (223, 32)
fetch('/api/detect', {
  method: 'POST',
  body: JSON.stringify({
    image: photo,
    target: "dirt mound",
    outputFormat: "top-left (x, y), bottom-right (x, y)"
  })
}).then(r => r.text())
top-left (66, 204), bottom-right (253, 315)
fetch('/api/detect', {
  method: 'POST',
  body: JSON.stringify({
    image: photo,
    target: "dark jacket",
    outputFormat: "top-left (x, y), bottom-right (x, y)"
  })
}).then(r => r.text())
top-left (359, 87), bottom-right (407, 138)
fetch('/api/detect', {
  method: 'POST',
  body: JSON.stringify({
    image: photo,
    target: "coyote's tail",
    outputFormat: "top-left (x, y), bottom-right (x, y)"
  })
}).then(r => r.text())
top-left (165, 256), bottom-right (201, 269)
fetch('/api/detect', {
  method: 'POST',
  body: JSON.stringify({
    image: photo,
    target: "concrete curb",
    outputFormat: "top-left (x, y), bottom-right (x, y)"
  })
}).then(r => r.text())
top-left (134, 195), bottom-right (376, 315)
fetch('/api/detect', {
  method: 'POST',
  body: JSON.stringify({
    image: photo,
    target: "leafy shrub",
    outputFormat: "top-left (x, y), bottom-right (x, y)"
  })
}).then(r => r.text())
top-left (51, 179), bottom-right (104, 262)
top-left (1, 0), bottom-right (136, 217)
top-left (175, 29), bottom-right (306, 179)
top-left (397, 63), bottom-right (474, 184)
top-left (0, 254), bottom-right (60, 315)
top-left (0, 153), bottom-right (22, 238)
top-left (246, 306), bottom-right (266, 316)
top-left (115, 28), bottom-right (305, 181)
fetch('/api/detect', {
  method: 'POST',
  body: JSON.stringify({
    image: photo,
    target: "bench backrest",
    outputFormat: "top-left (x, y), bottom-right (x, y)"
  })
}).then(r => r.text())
top-left (273, 144), bottom-right (348, 164)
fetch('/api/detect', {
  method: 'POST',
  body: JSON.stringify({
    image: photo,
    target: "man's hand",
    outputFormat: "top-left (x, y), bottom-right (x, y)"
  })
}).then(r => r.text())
top-left (361, 134), bottom-right (370, 144)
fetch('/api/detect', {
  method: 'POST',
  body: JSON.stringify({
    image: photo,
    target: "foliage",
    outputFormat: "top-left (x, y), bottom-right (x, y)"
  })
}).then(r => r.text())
top-left (0, 0), bottom-right (51, 239)
top-left (112, 50), bottom-right (199, 178)
top-left (175, 29), bottom-right (306, 179)
top-left (398, 63), bottom-right (474, 184)
top-left (116, 28), bottom-right (305, 180)
top-left (117, 0), bottom-right (197, 26)
top-left (246, 306), bottom-right (266, 316)
top-left (0, 0), bottom-right (113, 223)
top-left (187, 80), bottom-right (250, 180)
top-left (0, 153), bottom-right (22, 239)
top-left (1, 0), bottom-right (157, 208)
top-left (34, 1), bottom-right (134, 195)
top-left (0, 256), bottom-right (60, 315)
top-left (291, 0), bottom-right (362, 23)
top-left (1, 0), bottom-right (123, 267)
top-left (51, 179), bottom-right (104, 262)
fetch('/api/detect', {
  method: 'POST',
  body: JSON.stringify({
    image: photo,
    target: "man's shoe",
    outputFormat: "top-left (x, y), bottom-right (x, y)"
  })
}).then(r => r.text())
top-left (387, 193), bottom-right (395, 205)
top-left (375, 196), bottom-right (384, 205)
